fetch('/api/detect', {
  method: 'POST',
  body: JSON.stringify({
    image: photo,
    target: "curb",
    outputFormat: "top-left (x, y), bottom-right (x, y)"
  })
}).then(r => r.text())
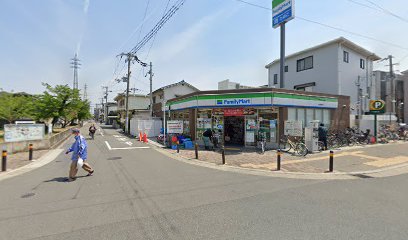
top-left (0, 148), bottom-right (64, 182)
top-left (149, 143), bottom-right (408, 180)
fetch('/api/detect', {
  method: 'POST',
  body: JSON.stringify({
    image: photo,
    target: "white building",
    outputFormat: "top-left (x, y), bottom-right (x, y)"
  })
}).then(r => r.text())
top-left (266, 37), bottom-right (381, 115)
top-left (114, 94), bottom-right (150, 123)
top-left (218, 79), bottom-right (255, 90)
top-left (152, 80), bottom-right (199, 118)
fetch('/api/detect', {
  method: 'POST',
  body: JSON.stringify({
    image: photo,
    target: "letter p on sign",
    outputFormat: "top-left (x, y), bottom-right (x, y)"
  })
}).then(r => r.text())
top-left (369, 100), bottom-right (385, 113)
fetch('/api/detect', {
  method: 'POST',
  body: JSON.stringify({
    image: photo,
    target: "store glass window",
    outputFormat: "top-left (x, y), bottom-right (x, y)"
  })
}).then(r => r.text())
top-left (323, 109), bottom-right (331, 127)
top-left (258, 109), bottom-right (278, 143)
top-left (288, 108), bottom-right (296, 120)
top-left (297, 108), bottom-right (305, 127)
top-left (306, 109), bottom-right (314, 126)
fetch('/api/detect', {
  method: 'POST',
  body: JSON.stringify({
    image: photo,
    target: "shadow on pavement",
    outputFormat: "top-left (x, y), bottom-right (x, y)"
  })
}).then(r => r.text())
top-left (44, 176), bottom-right (88, 183)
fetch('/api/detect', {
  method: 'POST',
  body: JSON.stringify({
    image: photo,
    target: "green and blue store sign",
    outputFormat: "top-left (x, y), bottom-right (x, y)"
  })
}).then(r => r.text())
top-left (166, 92), bottom-right (338, 111)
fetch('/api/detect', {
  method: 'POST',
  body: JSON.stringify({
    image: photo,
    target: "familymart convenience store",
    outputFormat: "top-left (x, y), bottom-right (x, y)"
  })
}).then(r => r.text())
top-left (165, 88), bottom-right (349, 148)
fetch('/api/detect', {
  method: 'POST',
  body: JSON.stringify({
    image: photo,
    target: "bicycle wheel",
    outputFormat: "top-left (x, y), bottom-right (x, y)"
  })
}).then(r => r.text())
top-left (295, 143), bottom-right (308, 156)
top-left (279, 139), bottom-right (290, 152)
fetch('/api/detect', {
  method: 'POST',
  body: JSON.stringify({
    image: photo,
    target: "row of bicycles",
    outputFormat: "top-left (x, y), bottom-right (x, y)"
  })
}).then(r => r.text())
top-left (327, 125), bottom-right (408, 147)
top-left (257, 125), bottom-right (408, 156)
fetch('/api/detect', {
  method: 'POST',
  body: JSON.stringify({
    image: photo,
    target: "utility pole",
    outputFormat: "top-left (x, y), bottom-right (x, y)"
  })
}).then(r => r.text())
top-left (100, 98), bottom-right (104, 123)
top-left (102, 86), bottom-right (112, 124)
top-left (117, 52), bottom-right (147, 134)
top-left (147, 62), bottom-right (154, 117)
top-left (388, 55), bottom-right (395, 114)
top-left (70, 54), bottom-right (81, 90)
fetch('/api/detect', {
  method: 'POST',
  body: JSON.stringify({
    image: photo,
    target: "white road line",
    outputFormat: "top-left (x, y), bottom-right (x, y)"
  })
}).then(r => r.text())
top-left (105, 141), bottom-right (112, 150)
top-left (118, 138), bottom-right (127, 141)
top-left (105, 140), bottom-right (148, 150)
top-left (125, 141), bottom-right (133, 146)
top-left (110, 147), bottom-right (150, 150)
top-left (113, 135), bottom-right (121, 138)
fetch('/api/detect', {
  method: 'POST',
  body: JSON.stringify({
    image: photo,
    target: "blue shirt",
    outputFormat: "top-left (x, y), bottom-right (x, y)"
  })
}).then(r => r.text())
top-left (67, 135), bottom-right (88, 160)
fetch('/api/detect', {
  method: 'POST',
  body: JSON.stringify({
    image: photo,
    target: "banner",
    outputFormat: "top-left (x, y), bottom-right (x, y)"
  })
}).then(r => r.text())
top-left (167, 120), bottom-right (183, 134)
top-left (4, 124), bottom-right (45, 142)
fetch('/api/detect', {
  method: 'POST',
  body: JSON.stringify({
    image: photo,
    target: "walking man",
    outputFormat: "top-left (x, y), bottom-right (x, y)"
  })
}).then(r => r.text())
top-left (318, 123), bottom-right (328, 151)
top-left (65, 128), bottom-right (94, 182)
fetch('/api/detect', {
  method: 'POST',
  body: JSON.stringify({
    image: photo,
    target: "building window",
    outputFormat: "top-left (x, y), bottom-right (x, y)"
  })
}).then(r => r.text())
top-left (343, 51), bottom-right (349, 63)
top-left (360, 59), bottom-right (365, 69)
top-left (153, 96), bottom-right (156, 104)
top-left (285, 66), bottom-right (288, 72)
top-left (273, 74), bottom-right (278, 85)
top-left (297, 56), bottom-right (313, 72)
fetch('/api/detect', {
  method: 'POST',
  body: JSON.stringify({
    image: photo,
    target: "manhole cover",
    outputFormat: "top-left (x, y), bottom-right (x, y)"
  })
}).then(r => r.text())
top-left (21, 193), bottom-right (35, 198)
top-left (107, 157), bottom-right (122, 160)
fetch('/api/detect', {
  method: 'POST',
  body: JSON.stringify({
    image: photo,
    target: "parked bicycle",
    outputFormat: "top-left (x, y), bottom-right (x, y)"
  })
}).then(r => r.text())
top-left (257, 132), bottom-right (267, 154)
top-left (279, 135), bottom-right (308, 156)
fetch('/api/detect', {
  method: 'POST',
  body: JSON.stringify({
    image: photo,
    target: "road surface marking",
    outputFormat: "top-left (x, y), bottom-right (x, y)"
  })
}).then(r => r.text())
top-left (110, 147), bottom-right (150, 150)
top-left (105, 140), bottom-right (148, 150)
top-left (125, 141), bottom-right (133, 146)
top-left (113, 135), bottom-right (121, 138)
top-left (118, 138), bottom-right (127, 141)
top-left (105, 141), bottom-right (112, 150)
top-left (364, 156), bottom-right (408, 167)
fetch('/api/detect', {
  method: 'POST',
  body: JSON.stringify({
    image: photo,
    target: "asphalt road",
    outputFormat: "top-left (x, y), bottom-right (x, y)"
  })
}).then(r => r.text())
top-left (1, 126), bottom-right (408, 240)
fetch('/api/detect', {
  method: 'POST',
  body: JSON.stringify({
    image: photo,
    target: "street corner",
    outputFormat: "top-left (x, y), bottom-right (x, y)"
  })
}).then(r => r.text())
top-left (154, 141), bottom-right (408, 180)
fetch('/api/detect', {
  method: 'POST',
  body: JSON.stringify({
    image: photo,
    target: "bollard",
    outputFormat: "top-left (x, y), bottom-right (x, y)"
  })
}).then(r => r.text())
top-left (221, 146), bottom-right (226, 165)
top-left (195, 143), bottom-right (198, 159)
top-left (29, 144), bottom-right (33, 161)
top-left (2, 150), bottom-right (6, 172)
top-left (329, 150), bottom-right (334, 172)
top-left (176, 141), bottom-right (180, 153)
top-left (277, 149), bottom-right (281, 171)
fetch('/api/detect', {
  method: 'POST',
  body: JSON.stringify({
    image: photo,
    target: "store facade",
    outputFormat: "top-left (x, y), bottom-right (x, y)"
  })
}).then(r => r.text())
top-left (165, 88), bottom-right (349, 148)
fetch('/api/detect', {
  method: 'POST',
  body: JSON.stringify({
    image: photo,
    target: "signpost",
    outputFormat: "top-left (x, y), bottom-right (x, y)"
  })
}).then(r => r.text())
top-left (369, 100), bottom-right (386, 139)
top-left (272, 0), bottom-right (295, 89)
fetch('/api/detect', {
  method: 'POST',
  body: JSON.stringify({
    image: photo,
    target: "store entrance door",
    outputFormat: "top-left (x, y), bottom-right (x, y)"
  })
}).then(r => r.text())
top-left (224, 116), bottom-right (245, 146)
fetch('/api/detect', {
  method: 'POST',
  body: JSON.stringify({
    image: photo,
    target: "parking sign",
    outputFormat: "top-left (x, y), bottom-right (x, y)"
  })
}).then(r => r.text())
top-left (369, 100), bottom-right (385, 114)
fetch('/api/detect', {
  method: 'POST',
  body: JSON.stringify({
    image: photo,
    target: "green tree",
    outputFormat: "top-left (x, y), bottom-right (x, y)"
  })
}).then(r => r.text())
top-left (0, 93), bottom-right (35, 123)
top-left (35, 84), bottom-right (90, 127)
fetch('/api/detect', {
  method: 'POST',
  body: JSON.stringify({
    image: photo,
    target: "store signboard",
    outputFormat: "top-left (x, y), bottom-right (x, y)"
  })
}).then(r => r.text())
top-left (4, 124), bottom-right (45, 142)
top-left (167, 120), bottom-right (183, 134)
top-left (224, 108), bottom-right (244, 116)
top-left (216, 98), bottom-right (251, 106)
top-left (284, 120), bottom-right (303, 136)
top-left (272, 0), bottom-right (295, 28)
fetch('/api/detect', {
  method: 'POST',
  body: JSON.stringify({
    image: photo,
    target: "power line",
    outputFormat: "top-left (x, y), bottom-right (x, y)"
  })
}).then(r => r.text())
top-left (130, 0), bottom-right (186, 53)
top-left (362, 0), bottom-right (408, 23)
top-left (346, 0), bottom-right (408, 24)
top-left (233, 0), bottom-right (408, 51)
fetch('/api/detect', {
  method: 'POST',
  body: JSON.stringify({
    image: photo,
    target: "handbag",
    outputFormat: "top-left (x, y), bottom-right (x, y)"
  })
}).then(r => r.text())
top-left (77, 158), bottom-right (84, 168)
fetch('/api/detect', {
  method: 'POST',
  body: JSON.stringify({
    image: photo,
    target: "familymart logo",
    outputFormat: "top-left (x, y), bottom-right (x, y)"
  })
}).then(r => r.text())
top-left (216, 98), bottom-right (251, 105)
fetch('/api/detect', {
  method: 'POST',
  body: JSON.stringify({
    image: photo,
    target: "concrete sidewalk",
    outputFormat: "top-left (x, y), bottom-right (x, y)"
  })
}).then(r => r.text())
top-left (0, 150), bottom-right (49, 173)
top-left (161, 141), bottom-right (408, 174)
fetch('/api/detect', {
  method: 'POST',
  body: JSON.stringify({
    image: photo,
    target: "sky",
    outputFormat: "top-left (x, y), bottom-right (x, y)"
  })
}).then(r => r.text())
top-left (1, 0), bottom-right (408, 107)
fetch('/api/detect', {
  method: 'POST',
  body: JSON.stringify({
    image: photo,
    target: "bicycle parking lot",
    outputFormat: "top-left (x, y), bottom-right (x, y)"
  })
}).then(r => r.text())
top-left (165, 140), bottom-right (408, 174)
